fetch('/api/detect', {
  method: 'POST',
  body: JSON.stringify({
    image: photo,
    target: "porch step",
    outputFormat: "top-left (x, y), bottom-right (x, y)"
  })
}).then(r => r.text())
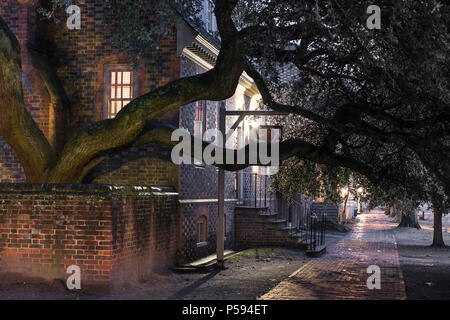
top-left (278, 225), bottom-right (296, 231)
top-left (173, 250), bottom-right (236, 273)
top-left (289, 231), bottom-right (307, 239)
top-left (258, 212), bottom-right (279, 218)
top-left (306, 244), bottom-right (327, 257)
top-left (299, 238), bottom-right (315, 245)
top-left (266, 219), bottom-right (287, 224)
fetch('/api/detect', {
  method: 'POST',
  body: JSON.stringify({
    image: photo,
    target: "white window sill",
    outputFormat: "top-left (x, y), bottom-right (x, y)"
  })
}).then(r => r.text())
top-left (196, 241), bottom-right (208, 248)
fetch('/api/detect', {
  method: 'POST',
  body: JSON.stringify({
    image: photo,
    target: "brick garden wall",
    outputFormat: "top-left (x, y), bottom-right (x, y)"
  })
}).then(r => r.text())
top-left (0, 183), bottom-right (178, 291)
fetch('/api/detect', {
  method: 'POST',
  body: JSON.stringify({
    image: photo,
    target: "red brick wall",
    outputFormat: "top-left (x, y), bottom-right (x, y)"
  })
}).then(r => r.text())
top-left (48, 2), bottom-right (180, 129)
top-left (109, 192), bottom-right (178, 287)
top-left (44, 1), bottom-right (181, 187)
top-left (0, 183), bottom-right (178, 291)
top-left (0, 0), bottom-right (180, 186)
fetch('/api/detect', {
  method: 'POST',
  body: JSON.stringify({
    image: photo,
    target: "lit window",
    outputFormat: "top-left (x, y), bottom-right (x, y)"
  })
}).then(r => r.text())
top-left (197, 215), bottom-right (207, 243)
top-left (104, 66), bottom-right (137, 119)
top-left (110, 71), bottom-right (133, 118)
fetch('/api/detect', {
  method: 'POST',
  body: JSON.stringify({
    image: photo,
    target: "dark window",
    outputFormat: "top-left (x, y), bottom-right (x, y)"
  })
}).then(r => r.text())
top-left (197, 215), bottom-right (208, 243)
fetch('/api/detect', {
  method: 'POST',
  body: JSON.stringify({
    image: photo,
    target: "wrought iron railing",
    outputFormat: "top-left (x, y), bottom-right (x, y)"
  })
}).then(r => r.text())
top-left (308, 211), bottom-right (326, 252)
top-left (239, 172), bottom-right (323, 237)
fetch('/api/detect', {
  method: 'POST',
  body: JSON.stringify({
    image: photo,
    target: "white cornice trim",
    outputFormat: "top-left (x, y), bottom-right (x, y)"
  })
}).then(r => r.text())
top-left (182, 41), bottom-right (261, 97)
top-left (182, 48), bottom-right (215, 71)
top-left (195, 34), bottom-right (220, 56)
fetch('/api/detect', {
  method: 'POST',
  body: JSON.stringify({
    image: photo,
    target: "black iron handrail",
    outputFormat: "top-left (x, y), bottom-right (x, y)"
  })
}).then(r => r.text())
top-left (238, 171), bottom-right (326, 251)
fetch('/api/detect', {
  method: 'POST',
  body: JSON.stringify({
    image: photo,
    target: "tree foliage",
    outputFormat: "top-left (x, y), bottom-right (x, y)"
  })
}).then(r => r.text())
top-left (234, 0), bottom-right (449, 215)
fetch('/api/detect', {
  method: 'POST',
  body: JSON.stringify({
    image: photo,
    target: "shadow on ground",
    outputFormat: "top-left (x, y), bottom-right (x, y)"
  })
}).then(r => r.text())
top-left (0, 247), bottom-right (310, 300)
top-left (392, 212), bottom-right (450, 300)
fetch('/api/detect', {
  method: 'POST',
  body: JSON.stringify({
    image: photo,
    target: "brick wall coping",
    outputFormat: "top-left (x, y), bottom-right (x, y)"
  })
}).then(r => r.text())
top-left (0, 183), bottom-right (178, 197)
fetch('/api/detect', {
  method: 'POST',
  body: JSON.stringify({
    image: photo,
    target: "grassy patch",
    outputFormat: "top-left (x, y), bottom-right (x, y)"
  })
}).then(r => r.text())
top-left (228, 247), bottom-right (285, 261)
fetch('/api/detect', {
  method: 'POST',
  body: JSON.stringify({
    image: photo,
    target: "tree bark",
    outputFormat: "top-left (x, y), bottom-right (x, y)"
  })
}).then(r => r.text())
top-left (0, 17), bottom-right (56, 182)
top-left (397, 206), bottom-right (421, 229)
top-left (431, 210), bottom-right (446, 247)
top-left (340, 193), bottom-right (349, 223)
top-left (389, 206), bottom-right (394, 217)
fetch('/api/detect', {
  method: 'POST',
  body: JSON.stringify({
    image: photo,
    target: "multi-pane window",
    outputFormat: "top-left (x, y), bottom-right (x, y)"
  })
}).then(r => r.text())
top-left (109, 71), bottom-right (133, 118)
top-left (197, 215), bottom-right (207, 243)
top-left (104, 66), bottom-right (137, 119)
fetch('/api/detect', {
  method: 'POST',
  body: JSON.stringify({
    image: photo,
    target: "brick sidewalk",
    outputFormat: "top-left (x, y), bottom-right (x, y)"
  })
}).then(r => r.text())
top-left (260, 212), bottom-right (406, 300)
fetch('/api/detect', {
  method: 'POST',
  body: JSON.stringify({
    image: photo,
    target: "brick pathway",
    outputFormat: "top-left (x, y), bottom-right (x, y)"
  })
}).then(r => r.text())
top-left (260, 212), bottom-right (406, 300)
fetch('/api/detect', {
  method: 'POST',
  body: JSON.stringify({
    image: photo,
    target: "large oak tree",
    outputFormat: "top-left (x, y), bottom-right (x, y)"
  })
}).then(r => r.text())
top-left (0, 1), bottom-right (448, 244)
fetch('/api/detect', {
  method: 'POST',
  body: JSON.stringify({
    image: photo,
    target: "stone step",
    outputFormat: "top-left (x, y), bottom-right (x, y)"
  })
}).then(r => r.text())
top-left (296, 238), bottom-right (315, 250)
top-left (173, 250), bottom-right (236, 273)
top-left (265, 219), bottom-right (287, 224)
top-left (258, 212), bottom-right (279, 218)
top-left (289, 231), bottom-right (307, 239)
top-left (278, 225), bottom-right (296, 231)
top-left (306, 244), bottom-right (327, 257)
top-left (299, 238), bottom-right (315, 245)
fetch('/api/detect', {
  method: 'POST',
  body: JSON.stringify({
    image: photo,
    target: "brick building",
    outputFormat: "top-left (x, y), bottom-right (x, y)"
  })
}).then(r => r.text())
top-left (0, 0), bottom-right (266, 267)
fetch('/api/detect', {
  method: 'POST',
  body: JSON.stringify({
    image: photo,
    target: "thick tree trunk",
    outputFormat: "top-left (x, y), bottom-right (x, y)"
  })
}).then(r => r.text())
top-left (397, 207), bottom-right (421, 229)
top-left (391, 202), bottom-right (401, 221)
top-left (431, 210), bottom-right (446, 247)
top-left (389, 206), bottom-right (396, 217)
top-left (340, 193), bottom-right (349, 223)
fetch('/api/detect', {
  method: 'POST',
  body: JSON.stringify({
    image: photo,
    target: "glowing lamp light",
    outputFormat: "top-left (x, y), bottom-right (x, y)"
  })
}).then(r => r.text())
top-left (340, 187), bottom-right (349, 197)
top-left (249, 120), bottom-right (260, 129)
